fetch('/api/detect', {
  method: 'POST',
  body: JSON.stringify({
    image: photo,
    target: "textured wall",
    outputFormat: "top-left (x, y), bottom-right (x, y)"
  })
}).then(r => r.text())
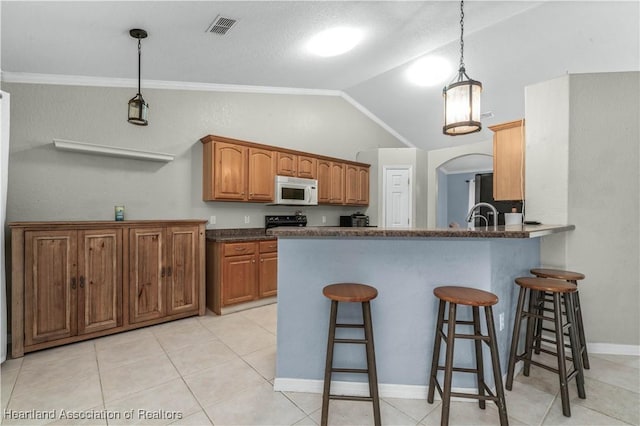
top-left (3, 83), bottom-right (404, 227)
top-left (525, 72), bottom-right (640, 348)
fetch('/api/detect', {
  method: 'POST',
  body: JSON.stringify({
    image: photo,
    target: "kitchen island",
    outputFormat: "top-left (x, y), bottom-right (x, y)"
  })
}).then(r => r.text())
top-left (267, 224), bottom-right (574, 398)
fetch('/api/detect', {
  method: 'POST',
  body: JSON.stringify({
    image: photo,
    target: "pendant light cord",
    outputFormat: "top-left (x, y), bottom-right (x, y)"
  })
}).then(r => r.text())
top-left (137, 39), bottom-right (142, 96)
top-left (459, 0), bottom-right (465, 72)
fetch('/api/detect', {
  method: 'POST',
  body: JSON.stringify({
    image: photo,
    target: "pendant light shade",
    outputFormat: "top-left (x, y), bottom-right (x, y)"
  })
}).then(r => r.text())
top-left (128, 29), bottom-right (149, 126)
top-left (443, 1), bottom-right (482, 136)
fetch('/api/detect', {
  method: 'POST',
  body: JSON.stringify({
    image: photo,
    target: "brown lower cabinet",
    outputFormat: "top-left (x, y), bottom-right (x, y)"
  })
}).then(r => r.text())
top-left (206, 239), bottom-right (277, 315)
top-left (10, 220), bottom-right (206, 358)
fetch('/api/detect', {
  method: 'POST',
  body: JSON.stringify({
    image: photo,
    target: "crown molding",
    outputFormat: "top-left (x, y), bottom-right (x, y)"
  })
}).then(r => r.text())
top-left (0, 71), bottom-right (341, 96)
top-left (1, 71), bottom-right (414, 147)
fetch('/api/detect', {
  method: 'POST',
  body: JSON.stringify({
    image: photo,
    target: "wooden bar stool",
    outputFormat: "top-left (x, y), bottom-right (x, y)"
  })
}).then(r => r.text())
top-left (530, 268), bottom-right (589, 369)
top-left (427, 286), bottom-right (508, 426)
top-left (321, 283), bottom-right (381, 426)
top-left (506, 277), bottom-right (586, 417)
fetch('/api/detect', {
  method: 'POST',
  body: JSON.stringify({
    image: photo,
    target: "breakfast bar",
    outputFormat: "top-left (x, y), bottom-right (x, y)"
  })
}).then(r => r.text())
top-left (268, 224), bottom-right (574, 398)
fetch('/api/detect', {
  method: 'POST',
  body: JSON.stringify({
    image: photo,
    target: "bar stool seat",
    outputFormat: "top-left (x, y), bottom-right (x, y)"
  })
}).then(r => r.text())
top-left (427, 286), bottom-right (508, 426)
top-left (321, 283), bottom-right (380, 426)
top-left (530, 268), bottom-right (590, 369)
top-left (506, 277), bottom-right (586, 417)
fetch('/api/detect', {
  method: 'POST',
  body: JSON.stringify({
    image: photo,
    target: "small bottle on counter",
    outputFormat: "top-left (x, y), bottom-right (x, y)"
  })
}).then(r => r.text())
top-left (115, 205), bottom-right (125, 221)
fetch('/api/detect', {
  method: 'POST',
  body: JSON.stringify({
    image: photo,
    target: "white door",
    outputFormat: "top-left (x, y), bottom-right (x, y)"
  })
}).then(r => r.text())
top-left (384, 167), bottom-right (411, 228)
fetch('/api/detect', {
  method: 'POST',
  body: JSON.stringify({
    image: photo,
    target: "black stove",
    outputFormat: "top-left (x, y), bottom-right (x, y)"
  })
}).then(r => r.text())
top-left (265, 215), bottom-right (307, 229)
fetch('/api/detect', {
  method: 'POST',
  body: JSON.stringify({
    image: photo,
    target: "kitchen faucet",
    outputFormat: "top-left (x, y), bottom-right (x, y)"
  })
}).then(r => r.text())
top-left (466, 202), bottom-right (499, 230)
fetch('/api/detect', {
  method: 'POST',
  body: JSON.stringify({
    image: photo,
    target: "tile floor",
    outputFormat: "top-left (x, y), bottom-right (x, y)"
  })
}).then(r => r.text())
top-left (1, 304), bottom-right (638, 426)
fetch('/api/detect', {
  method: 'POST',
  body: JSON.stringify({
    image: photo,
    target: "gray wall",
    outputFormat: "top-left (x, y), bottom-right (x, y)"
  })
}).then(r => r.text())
top-left (446, 172), bottom-right (475, 228)
top-left (526, 72), bottom-right (640, 348)
top-left (3, 82), bottom-right (405, 227)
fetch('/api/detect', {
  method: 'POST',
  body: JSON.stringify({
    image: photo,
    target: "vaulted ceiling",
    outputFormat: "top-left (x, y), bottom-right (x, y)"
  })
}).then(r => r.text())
top-left (2, 1), bottom-right (638, 153)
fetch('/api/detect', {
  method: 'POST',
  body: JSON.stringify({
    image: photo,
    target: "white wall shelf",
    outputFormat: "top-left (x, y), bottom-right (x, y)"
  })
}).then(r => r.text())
top-left (53, 139), bottom-right (174, 162)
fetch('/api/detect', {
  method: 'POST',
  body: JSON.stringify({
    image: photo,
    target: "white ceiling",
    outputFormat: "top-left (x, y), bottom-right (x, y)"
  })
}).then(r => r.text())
top-left (2, 1), bottom-right (639, 157)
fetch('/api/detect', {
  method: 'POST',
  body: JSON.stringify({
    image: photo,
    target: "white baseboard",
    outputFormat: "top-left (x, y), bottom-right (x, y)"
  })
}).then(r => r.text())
top-left (274, 378), bottom-right (495, 401)
top-left (587, 343), bottom-right (640, 356)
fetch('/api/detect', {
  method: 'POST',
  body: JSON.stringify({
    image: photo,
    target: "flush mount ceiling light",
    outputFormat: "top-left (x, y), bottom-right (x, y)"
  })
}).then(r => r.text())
top-left (307, 27), bottom-right (362, 57)
top-left (127, 28), bottom-right (149, 126)
top-left (407, 56), bottom-right (453, 87)
top-left (443, 0), bottom-right (482, 136)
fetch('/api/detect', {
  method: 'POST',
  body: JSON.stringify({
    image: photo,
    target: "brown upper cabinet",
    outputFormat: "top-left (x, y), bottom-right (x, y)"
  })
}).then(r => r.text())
top-left (276, 152), bottom-right (318, 179)
top-left (490, 119), bottom-right (525, 201)
top-left (345, 165), bottom-right (370, 206)
top-left (203, 141), bottom-right (275, 202)
top-left (201, 134), bottom-right (369, 206)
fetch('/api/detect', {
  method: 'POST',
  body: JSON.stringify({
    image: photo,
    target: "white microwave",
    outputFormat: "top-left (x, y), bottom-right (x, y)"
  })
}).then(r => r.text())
top-left (274, 176), bottom-right (318, 205)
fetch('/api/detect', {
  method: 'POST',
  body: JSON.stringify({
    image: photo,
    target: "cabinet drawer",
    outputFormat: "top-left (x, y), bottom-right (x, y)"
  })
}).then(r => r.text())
top-left (259, 240), bottom-right (278, 253)
top-left (223, 242), bottom-right (256, 256)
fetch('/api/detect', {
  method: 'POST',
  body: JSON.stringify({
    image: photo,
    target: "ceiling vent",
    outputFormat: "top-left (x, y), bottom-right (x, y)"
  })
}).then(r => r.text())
top-left (206, 15), bottom-right (237, 35)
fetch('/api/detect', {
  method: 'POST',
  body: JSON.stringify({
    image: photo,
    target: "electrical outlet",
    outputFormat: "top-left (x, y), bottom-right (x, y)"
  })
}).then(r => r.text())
top-left (244, 215), bottom-right (250, 224)
top-left (499, 313), bottom-right (505, 331)
top-left (209, 215), bottom-right (216, 225)
top-left (322, 216), bottom-right (326, 224)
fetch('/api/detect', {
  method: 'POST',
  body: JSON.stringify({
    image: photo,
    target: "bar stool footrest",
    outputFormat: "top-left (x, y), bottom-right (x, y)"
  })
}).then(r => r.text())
top-left (329, 395), bottom-right (374, 402)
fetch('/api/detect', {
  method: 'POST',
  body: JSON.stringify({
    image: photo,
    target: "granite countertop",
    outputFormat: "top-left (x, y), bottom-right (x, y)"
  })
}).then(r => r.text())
top-left (206, 228), bottom-right (275, 242)
top-left (267, 224), bottom-right (575, 239)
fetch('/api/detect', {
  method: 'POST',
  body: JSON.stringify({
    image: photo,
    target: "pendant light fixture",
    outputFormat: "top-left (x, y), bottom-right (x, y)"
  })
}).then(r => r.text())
top-left (443, 1), bottom-right (482, 136)
top-left (128, 28), bottom-right (149, 126)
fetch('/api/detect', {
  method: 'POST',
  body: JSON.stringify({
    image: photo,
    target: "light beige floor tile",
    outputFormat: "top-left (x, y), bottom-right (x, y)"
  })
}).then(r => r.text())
top-left (566, 376), bottom-right (640, 425)
top-left (168, 410), bottom-right (213, 426)
top-left (1, 366), bottom-right (20, 412)
top-left (590, 353), bottom-right (640, 369)
top-left (512, 362), bottom-right (563, 397)
top-left (198, 313), bottom-right (257, 336)
top-left (214, 323), bottom-right (276, 356)
top-left (166, 339), bottom-right (238, 377)
top-left (100, 353), bottom-right (179, 402)
top-left (241, 303), bottom-right (278, 334)
top-left (292, 415), bottom-right (318, 425)
top-left (96, 335), bottom-right (165, 372)
top-left (183, 357), bottom-right (266, 407)
top-left (151, 317), bottom-right (205, 336)
top-left (204, 381), bottom-right (306, 426)
top-left (93, 327), bottom-right (155, 351)
top-left (5, 374), bottom-right (102, 426)
top-left (21, 340), bottom-right (96, 363)
top-left (582, 354), bottom-right (640, 393)
top-left (1, 357), bottom-right (24, 372)
top-left (47, 404), bottom-right (108, 425)
top-left (499, 379), bottom-right (555, 425)
top-left (283, 392), bottom-right (322, 416)
top-left (383, 397), bottom-right (441, 423)
top-left (542, 396), bottom-right (629, 425)
top-left (420, 401), bottom-right (526, 426)
top-left (155, 324), bottom-right (218, 352)
top-left (309, 398), bottom-right (417, 426)
top-left (242, 344), bottom-right (276, 380)
top-left (105, 378), bottom-right (200, 425)
top-left (12, 353), bottom-right (99, 398)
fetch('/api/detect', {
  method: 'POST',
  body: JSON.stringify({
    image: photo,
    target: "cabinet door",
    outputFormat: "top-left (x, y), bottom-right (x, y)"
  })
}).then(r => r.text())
top-left (248, 148), bottom-right (276, 201)
top-left (492, 120), bottom-right (525, 201)
top-left (222, 254), bottom-right (257, 306)
top-left (297, 155), bottom-right (317, 179)
top-left (330, 162), bottom-right (345, 204)
top-left (357, 167), bottom-right (370, 205)
top-left (317, 159), bottom-right (331, 203)
top-left (214, 142), bottom-right (247, 200)
top-left (129, 228), bottom-right (165, 323)
top-left (258, 252), bottom-right (278, 298)
top-left (276, 152), bottom-right (297, 177)
top-left (166, 226), bottom-right (199, 315)
top-left (345, 164), bottom-right (359, 204)
top-left (77, 229), bottom-right (122, 335)
top-left (24, 230), bottom-right (77, 345)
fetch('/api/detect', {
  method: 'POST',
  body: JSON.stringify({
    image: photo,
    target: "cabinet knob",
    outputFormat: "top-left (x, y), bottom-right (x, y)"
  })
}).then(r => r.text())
top-left (79, 276), bottom-right (85, 288)
top-left (161, 267), bottom-right (166, 277)
top-left (71, 277), bottom-right (77, 290)
top-left (252, 259), bottom-right (256, 263)
top-left (260, 259), bottom-right (264, 263)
